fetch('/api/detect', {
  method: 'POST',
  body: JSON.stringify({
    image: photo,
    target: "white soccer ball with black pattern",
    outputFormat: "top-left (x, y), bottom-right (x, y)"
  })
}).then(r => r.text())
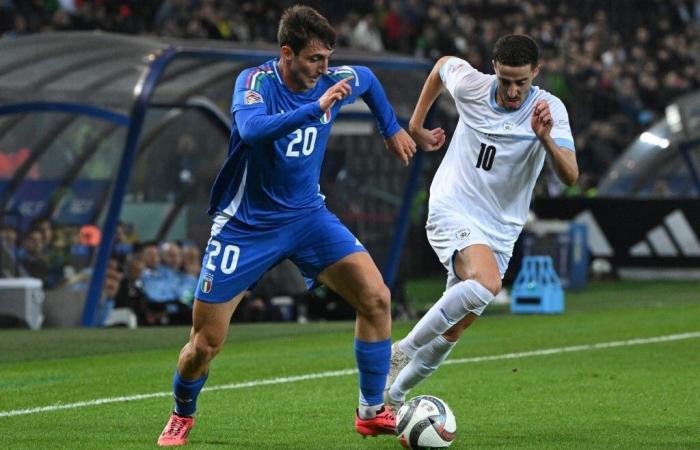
top-left (395, 395), bottom-right (456, 449)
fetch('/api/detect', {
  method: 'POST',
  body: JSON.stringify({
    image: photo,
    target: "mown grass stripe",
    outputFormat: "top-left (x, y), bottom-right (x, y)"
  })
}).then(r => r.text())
top-left (2, 331), bottom-right (697, 418)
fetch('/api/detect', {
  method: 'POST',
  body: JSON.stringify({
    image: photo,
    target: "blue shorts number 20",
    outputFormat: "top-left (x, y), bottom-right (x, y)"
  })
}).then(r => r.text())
top-left (195, 207), bottom-right (366, 303)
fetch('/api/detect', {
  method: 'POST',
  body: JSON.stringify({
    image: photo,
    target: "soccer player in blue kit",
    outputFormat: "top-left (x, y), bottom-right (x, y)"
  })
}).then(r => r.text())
top-left (157, 5), bottom-right (417, 446)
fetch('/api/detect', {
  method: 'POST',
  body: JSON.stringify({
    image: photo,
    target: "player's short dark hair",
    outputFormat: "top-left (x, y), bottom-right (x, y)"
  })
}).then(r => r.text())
top-left (493, 34), bottom-right (539, 68)
top-left (278, 5), bottom-right (336, 54)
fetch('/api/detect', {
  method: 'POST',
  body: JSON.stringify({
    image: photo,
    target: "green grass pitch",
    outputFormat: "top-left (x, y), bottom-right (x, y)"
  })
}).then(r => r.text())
top-left (0, 280), bottom-right (698, 449)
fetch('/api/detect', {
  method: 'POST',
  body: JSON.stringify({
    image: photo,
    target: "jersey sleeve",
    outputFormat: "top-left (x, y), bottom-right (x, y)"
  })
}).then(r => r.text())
top-left (231, 67), bottom-right (322, 144)
top-left (547, 96), bottom-right (575, 152)
top-left (337, 65), bottom-right (401, 138)
top-left (439, 57), bottom-right (492, 102)
top-left (231, 68), bottom-right (269, 113)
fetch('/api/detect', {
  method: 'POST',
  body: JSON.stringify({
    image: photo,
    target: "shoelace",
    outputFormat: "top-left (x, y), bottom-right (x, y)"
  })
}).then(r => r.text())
top-left (165, 416), bottom-right (188, 437)
top-left (379, 407), bottom-right (396, 421)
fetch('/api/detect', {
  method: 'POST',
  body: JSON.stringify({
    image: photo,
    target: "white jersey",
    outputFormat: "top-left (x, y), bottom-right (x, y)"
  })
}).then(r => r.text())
top-left (429, 57), bottom-right (575, 254)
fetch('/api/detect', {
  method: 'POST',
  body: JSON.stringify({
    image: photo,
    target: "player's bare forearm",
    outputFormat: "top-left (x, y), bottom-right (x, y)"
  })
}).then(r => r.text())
top-left (409, 57), bottom-right (449, 133)
top-left (532, 99), bottom-right (578, 186)
top-left (542, 135), bottom-right (579, 186)
top-left (409, 57), bottom-right (450, 152)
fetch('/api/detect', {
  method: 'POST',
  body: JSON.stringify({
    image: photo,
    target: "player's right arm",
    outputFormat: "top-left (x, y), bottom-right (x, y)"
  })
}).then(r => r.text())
top-left (408, 57), bottom-right (453, 152)
top-left (232, 69), bottom-right (351, 145)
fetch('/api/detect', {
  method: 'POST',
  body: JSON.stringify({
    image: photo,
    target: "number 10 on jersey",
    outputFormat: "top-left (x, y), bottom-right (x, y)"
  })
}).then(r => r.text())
top-left (476, 142), bottom-right (496, 171)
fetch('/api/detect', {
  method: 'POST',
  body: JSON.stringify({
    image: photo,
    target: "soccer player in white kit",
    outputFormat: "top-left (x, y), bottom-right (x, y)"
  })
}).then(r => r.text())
top-left (385, 35), bottom-right (579, 408)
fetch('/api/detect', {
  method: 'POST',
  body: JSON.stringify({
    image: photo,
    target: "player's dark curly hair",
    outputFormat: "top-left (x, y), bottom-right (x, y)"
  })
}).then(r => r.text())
top-left (278, 5), bottom-right (336, 54)
top-left (493, 34), bottom-right (539, 68)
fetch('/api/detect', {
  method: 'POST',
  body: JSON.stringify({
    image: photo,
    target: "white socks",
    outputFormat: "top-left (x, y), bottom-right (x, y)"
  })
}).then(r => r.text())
top-left (389, 335), bottom-right (456, 402)
top-left (358, 403), bottom-right (383, 419)
top-left (398, 279), bottom-right (494, 358)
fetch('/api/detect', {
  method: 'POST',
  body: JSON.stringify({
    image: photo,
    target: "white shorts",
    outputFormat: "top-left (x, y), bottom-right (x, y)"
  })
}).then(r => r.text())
top-left (425, 209), bottom-right (512, 288)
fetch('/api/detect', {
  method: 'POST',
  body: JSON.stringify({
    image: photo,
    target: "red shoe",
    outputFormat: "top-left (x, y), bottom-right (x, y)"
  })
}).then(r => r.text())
top-left (157, 412), bottom-right (195, 446)
top-left (355, 406), bottom-right (396, 437)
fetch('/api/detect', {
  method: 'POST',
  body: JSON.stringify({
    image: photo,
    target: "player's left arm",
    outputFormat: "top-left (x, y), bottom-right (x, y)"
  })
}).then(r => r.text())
top-left (531, 99), bottom-right (579, 186)
top-left (352, 66), bottom-right (417, 166)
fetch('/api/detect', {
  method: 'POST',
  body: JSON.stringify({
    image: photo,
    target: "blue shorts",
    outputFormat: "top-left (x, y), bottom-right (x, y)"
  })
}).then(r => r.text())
top-left (195, 208), bottom-right (366, 303)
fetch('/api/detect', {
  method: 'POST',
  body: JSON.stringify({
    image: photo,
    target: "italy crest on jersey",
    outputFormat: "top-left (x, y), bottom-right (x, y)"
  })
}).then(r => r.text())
top-left (320, 109), bottom-right (331, 125)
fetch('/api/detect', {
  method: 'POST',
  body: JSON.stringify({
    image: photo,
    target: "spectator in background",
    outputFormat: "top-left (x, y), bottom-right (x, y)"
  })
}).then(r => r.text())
top-left (0, 223), bottom-right (21, 277)
top-left (179, 242), bottom-right (201, 305)
top-left (140, 241), bottom-right (177, 324)
top-left (114, 250), bottom-right (150, 325)
top-left (140, 241), bottom-right (190, 325)
top-left (160, 240), bottom-right (197, 307)
top-left (349, 13), bottom-right (384, 52)
top-left (64, 223), bottom-right (90, 271)
top-left (112, 221), bottom-right (134, 264)
top-left (0, 223), bottom-right (17, 252)
top-left (18, 228), bottom-right (49, 284)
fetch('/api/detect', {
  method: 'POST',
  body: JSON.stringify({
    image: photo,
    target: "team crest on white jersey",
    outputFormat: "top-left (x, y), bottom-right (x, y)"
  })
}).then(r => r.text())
top-left (455, 228), bottom-right (471, 240)
top-left (201, 272), bottom-right (214, 293)
top-left (503, 121), bottom-right (514, 131)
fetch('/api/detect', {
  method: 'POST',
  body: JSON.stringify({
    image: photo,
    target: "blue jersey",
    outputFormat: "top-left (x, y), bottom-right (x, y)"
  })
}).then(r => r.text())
top-left (208, 58), bottom-right (401, 227)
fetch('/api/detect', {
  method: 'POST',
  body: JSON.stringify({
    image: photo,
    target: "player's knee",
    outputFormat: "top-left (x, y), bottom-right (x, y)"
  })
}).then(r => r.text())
top-left (479, 276), bottom-right (501, 297)
top-left (356, 283), bottom-right (391, 318)
top-left (191, 333), bottom-right (224, 363)
top-left (457, 279), bottom-right (495, 315)
top-left (463, 268), bottom-right (501, 297)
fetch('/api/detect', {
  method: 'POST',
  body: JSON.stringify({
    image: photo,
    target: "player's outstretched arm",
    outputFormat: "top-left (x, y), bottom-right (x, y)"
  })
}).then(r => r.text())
top-left (235, 76), bottom-right (353, 145)
top-left (351, 67), bottom-right (416, 164)
top-left (531, 99), bottom-right (579, 186)
top-left (237, 103), bottom-right (321, 144)
top-left (408, 57), bottom-right (449, 152)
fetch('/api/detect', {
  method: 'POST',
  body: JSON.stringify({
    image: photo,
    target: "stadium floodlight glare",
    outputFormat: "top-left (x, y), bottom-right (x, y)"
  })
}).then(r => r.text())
top-left (665, 104), bottom-right (683, 135)
top-left (639, 131), bottom-right (670, 149)
top-left (666, 91), bottom-right (700, 141)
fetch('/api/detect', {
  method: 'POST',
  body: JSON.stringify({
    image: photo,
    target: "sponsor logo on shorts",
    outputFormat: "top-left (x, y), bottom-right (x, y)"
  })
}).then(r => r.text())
top-left (201, 272), bottom-right (214, 294)
top-left (455, 228), bottom-right (470, 240)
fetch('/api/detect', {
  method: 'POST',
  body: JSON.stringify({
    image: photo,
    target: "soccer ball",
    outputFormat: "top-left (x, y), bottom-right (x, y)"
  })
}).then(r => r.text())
top-left (395, 395), bottom-right (456, 449)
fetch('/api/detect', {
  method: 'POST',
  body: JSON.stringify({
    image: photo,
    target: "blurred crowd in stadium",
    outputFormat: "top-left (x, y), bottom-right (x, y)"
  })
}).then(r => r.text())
top-left (1, 216), bottom-right (310, 326)
top-left (2, 0), bottom-right (699, 194)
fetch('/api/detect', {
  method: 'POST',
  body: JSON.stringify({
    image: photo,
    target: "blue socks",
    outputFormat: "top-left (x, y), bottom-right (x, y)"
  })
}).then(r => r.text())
top-left (354, 337), bottom-right (391, 410)
top-left (173, 371), bottom-right (208, 417)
